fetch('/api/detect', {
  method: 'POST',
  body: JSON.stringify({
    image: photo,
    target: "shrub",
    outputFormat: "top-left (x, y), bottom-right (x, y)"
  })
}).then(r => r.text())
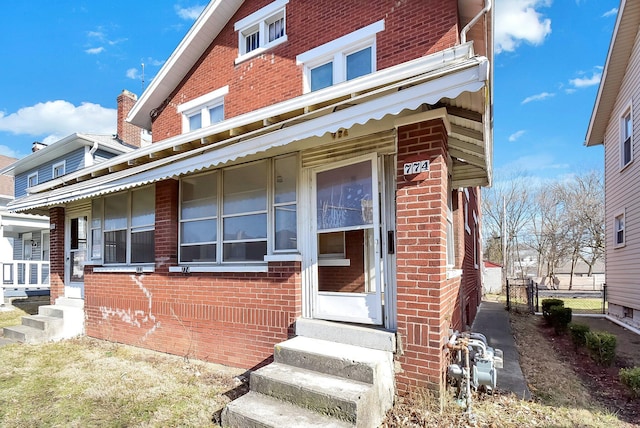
top-left (569, 322), bottom-right (590, 349)
top-left (619, 367), bottom-right (640, 398)
top-left (549, 305), bottom-right (572, 335)
top-left (585, 331), bottom-right (617, 366)
top-left (542, 298), bottom-right (564, 324)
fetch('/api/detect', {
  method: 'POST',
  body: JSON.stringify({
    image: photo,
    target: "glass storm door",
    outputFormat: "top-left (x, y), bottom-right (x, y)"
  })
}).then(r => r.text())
top-left (312, 155), bottom-right (383, 325)
top-left (65, 214), bottom-right (88, 298)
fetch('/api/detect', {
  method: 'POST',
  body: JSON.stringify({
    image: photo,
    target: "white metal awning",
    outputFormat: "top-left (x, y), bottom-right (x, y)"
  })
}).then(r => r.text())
top-left (8, 51), bottom-right (489, 213)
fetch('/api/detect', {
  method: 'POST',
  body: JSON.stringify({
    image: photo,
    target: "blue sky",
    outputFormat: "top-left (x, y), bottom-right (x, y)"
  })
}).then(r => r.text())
top-left (0, 0), bottom-right (620, 183)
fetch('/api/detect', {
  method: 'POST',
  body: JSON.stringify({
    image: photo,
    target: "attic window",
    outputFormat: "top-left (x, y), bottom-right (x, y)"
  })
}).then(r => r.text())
top-left (234, 0), bottom-right (288, 64)
top-left (27, 172), bottom-right (38, 188)
top-left (177, 86), bottom-right (229, 133)
top-left (53, 161), bottom-right (65, 178)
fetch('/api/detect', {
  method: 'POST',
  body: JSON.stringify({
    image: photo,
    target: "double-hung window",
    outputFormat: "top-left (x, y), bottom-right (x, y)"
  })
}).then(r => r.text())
top-left (98, 186), bottom-right (155, 265)
top-left (615, 212), bottom-right (625, 247)
top-left (178, 155), bottom-right (298, 265)
top-left (621, 108), bottom-right (633, 168)
top-left (52, 161), bottom-right (65, 178)
top-left (234, 0), bottom-right (288, 63)
top-left (177, 86), bottom-right (228, 133)
top-left (297, 20), bottom-right (384, 93)
top-left (27, 172), bottom-right (38, 188)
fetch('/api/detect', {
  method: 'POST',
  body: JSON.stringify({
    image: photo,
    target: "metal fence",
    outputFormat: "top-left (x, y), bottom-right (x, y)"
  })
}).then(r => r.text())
top-left (506, 278), bottom-right (607, 315)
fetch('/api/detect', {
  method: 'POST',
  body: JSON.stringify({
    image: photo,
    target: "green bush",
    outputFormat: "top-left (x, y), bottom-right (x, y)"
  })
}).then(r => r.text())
top-left (542, 298), bottom-right (564, 324)
top-left (585, 331), bottom-right (617, 366)
top-left (549, 305), bottom-right (572, 334)
top-left (619, 367), bottom-right (640, 398)
top-left (569, 322), bottom-right (590, 349)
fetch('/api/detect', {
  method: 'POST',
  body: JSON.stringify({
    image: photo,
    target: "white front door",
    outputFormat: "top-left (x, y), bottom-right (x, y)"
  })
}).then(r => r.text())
top-left (65, 213), bottom-right (88, 299)
top-left (311, 154), bottom-right (383, 325)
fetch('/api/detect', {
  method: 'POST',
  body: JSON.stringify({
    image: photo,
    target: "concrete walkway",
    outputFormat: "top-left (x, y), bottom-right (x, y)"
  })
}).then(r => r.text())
top-left (471, 300), bottom-right (531, 400)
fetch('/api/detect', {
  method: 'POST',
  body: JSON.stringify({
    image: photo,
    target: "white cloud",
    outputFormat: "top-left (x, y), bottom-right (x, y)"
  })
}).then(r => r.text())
top-left (0, 144), bottom-right (23, 159)
top-left (0, 101), bottom-right (116, 142)
top-left (126, 68), bottom-right (140, 79)
top-left (602, 8), bottom-right (618, 18)
top-left (495, 0), bottom-right (552, 54)
top-left (569, 72), bottom-right (602, 88)
top-left (85, 47), bottom-right (105, 55)
top-left (175, 5), bottom-right (206, 20)
top-left (508, 130), bottom-right (526, 142)
top-left (521, 92), bottom-right (555, 104)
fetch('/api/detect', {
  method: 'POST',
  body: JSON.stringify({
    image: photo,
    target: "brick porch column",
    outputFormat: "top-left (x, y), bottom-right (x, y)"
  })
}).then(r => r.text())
top-left (155, 179), bottom-right (179, 272)
top-left (49, 206), bottom-right (65, 304)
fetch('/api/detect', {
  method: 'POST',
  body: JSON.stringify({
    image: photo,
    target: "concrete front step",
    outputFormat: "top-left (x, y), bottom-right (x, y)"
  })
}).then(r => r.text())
top-left (250, 362), bottom-right (372, 424)
top-left (21, 315), bottom-right (64, 332)
top-left (295, 318), bottom-right (396, 352)
top-left (2, 324), bottom-right (46, 344)
top-left (275, 336), bottom-right (390, 384)
top-left (222, 391), bottom-right (354, 428)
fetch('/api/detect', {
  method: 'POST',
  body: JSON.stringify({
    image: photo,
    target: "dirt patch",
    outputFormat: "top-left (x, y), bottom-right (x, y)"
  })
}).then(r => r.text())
top-left (539, 316), bottom-right (640, 425)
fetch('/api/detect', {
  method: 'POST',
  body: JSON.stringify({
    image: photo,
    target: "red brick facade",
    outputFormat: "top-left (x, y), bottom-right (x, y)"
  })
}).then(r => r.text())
top-left (48, 206), bottom-right (65, 302)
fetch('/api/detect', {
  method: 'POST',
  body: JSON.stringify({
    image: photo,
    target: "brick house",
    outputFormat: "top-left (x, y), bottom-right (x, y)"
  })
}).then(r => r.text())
top-left (9, 0), bottom-right (492, 423)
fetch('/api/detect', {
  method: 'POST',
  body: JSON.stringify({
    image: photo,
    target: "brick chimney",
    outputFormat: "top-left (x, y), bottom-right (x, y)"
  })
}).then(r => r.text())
top-left (117, 90), bottom-right (142, 147)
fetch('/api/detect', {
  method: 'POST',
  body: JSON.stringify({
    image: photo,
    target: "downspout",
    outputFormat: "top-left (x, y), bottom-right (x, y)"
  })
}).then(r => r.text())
top-left (86, 140), bottom-right (99, 167)
top-left (460, 0), bottom-right (491, 44)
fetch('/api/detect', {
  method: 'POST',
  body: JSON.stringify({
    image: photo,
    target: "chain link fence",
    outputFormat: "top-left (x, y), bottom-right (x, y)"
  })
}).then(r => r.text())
top-left (506, 278), bottom-right (607, 315)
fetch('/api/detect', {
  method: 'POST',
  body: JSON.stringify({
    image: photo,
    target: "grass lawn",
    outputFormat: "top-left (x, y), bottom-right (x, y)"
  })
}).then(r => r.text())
top-left (0, 306), bottom-right (28, 330)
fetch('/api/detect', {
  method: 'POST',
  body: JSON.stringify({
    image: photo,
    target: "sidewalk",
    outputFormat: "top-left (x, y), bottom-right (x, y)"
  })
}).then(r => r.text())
top-left (471, 300), bottom-right (531, 400)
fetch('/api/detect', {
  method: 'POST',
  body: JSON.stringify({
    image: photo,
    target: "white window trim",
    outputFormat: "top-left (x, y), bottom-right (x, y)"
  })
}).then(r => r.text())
top-left (614, 210), bottom-right (626, 248)
top-left (178, 86), bottom-right (229, 133)
top-left (234, 0), bottom-right (289, 64)
top-left (27, 172), bottom-right (38, 188)
top-left (464, 188), bottom-right (471, 234)
top-left (473, 211), bottom-right (479, 269)
top-left (296, 20), bottom-right (384, 93)
top-left (52, 160), bottom-right (66, 178)
top-left (620, 104), bottom-right (633, 170)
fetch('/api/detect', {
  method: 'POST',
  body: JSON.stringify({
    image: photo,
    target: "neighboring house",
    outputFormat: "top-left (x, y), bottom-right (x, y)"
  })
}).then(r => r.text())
top-left (483, 260), bottom-right (502, 294)
top-left (8, 1), bottom-right (493, 423)
top-left (585, 0), bottom-right (640, 329)
top-left (0, 90), bottom-right (139, 300)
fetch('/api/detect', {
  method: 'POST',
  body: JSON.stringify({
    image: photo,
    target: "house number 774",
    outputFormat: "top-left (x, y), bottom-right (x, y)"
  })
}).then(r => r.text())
top-left (403, 160), bottom-right (429, 176)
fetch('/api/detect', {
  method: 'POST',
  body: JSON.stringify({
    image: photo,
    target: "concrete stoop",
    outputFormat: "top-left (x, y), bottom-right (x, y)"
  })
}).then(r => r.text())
top-left (222, 335), bottom-right (395, 428)
top-left (2, 298), bottom-right (84, 344)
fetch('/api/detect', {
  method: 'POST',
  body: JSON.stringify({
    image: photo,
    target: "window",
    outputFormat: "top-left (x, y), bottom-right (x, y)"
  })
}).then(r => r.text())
top-left (621, 109), bottom-right (633, 168)
top-left (98, 186), bottom-right (155, 264)
top-left (296, 20), bottom-right (384, 93)
top-left (27, 172), bottom-right (38, 188)
top-left (615, 212), bottom-right (625, 247)
top-left (464, 188), bottom-right (471, 234)
top-left (91, 199), bottom-right (103, 259)
top-left (52, 161), bottom-right (65, 178)
top-left (234, 0), bottom-right (288, 63)
top-left (177, 86), bottom-right (228, 133)
top-left (446, 190), bottom-right (455, 266)
top-left (178, 156), bottom-right (298, 264)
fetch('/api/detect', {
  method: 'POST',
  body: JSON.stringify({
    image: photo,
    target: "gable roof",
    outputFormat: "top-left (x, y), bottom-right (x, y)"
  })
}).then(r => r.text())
top-left (585, 0), bottom-right (640, 147)
top-left (128, 0), bottom-right (492, 131)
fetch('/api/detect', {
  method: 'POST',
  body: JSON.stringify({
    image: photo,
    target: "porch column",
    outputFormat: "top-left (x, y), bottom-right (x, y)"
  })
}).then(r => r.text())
top-left (49, 206), bottom-right (65, 304)
top-left (155, 179), bottom-right (179, 272)
top-left (395, 118), bottom-right (453, 396)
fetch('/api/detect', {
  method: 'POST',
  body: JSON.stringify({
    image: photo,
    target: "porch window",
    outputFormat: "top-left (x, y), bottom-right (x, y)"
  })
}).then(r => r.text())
top-left (234, 0), bottom-right (288, 63)
top-left (102, 186), bottom-right (155, 264)
top-left (91, 199), bottom-right (103, 259)
top-left (297, 20), bottom-right (383, 93)
top-left (178, 156), bottom-right (298, 265)
top-left (621, 109), bottom-right (633, 168)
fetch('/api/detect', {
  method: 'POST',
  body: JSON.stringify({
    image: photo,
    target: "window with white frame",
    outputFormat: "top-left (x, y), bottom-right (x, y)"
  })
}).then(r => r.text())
top-left (178, 155), bottom-right (298, 264)
top-left (52, 161), bottom-right (65, 178)
top-left (95, 186), bottom-right (155, 264)
top-left (621, 108), bottom-right (633, 168)
top-left (446, 190), bottom-right (455, 266)
top-left (615, 212), bottom-right (625, 247)
top-left (234, 0), bottom-right (288, 63)
top-left (296, 20), bottom-right (384, 93)
top-left (473, 211), bottom-right (479, 269)
top-left (177, 86), bottom-right (228, 133)
top-left (464, 189), bottom-right (471, 234)
top-left (27, 172), bottom-right (38, 187)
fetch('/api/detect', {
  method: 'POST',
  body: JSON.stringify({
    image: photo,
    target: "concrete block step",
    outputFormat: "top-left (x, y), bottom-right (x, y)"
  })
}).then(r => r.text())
top-left (295, 318), bottom-right (396, 352)
top-left (222, 391), bottom-right (354, 428)
top-left (250, 362), bottom-right (372, 424)
top-left (54, 297), bottom-right (84, 309)
top-left (275, 336), bottom-right (391, 385)
top-left (2, 324), bottom-right (46, 344)
top-left (38, 305), bottom-right (65, 318)
top-left (21, 315), bottom-right (64, 332)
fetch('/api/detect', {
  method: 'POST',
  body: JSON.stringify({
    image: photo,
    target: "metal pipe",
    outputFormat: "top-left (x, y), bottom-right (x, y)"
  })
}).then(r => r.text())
top-left (461, 0), bottom-right (492, 44)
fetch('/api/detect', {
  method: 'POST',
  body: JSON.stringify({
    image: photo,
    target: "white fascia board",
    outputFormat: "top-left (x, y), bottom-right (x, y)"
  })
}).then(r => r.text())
top-left (127, 0), bottom-right (244, 130)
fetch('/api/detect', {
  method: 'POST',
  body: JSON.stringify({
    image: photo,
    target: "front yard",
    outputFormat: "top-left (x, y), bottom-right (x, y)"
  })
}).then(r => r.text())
top-left (1, 302), bottom-right (639, 427)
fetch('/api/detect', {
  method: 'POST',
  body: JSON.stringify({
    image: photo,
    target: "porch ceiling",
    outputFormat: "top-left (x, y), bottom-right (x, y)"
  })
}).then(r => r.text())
top-left (8, 45), bottom-right (492, 214)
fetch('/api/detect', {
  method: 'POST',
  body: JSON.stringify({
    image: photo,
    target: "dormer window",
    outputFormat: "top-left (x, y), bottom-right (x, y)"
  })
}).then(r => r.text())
top-left (178, 86), bottom-right (228, 133)
top-left (234, 0), bottom-right (288, 64)
top-left (297, 20), bottom-right (384, 93)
